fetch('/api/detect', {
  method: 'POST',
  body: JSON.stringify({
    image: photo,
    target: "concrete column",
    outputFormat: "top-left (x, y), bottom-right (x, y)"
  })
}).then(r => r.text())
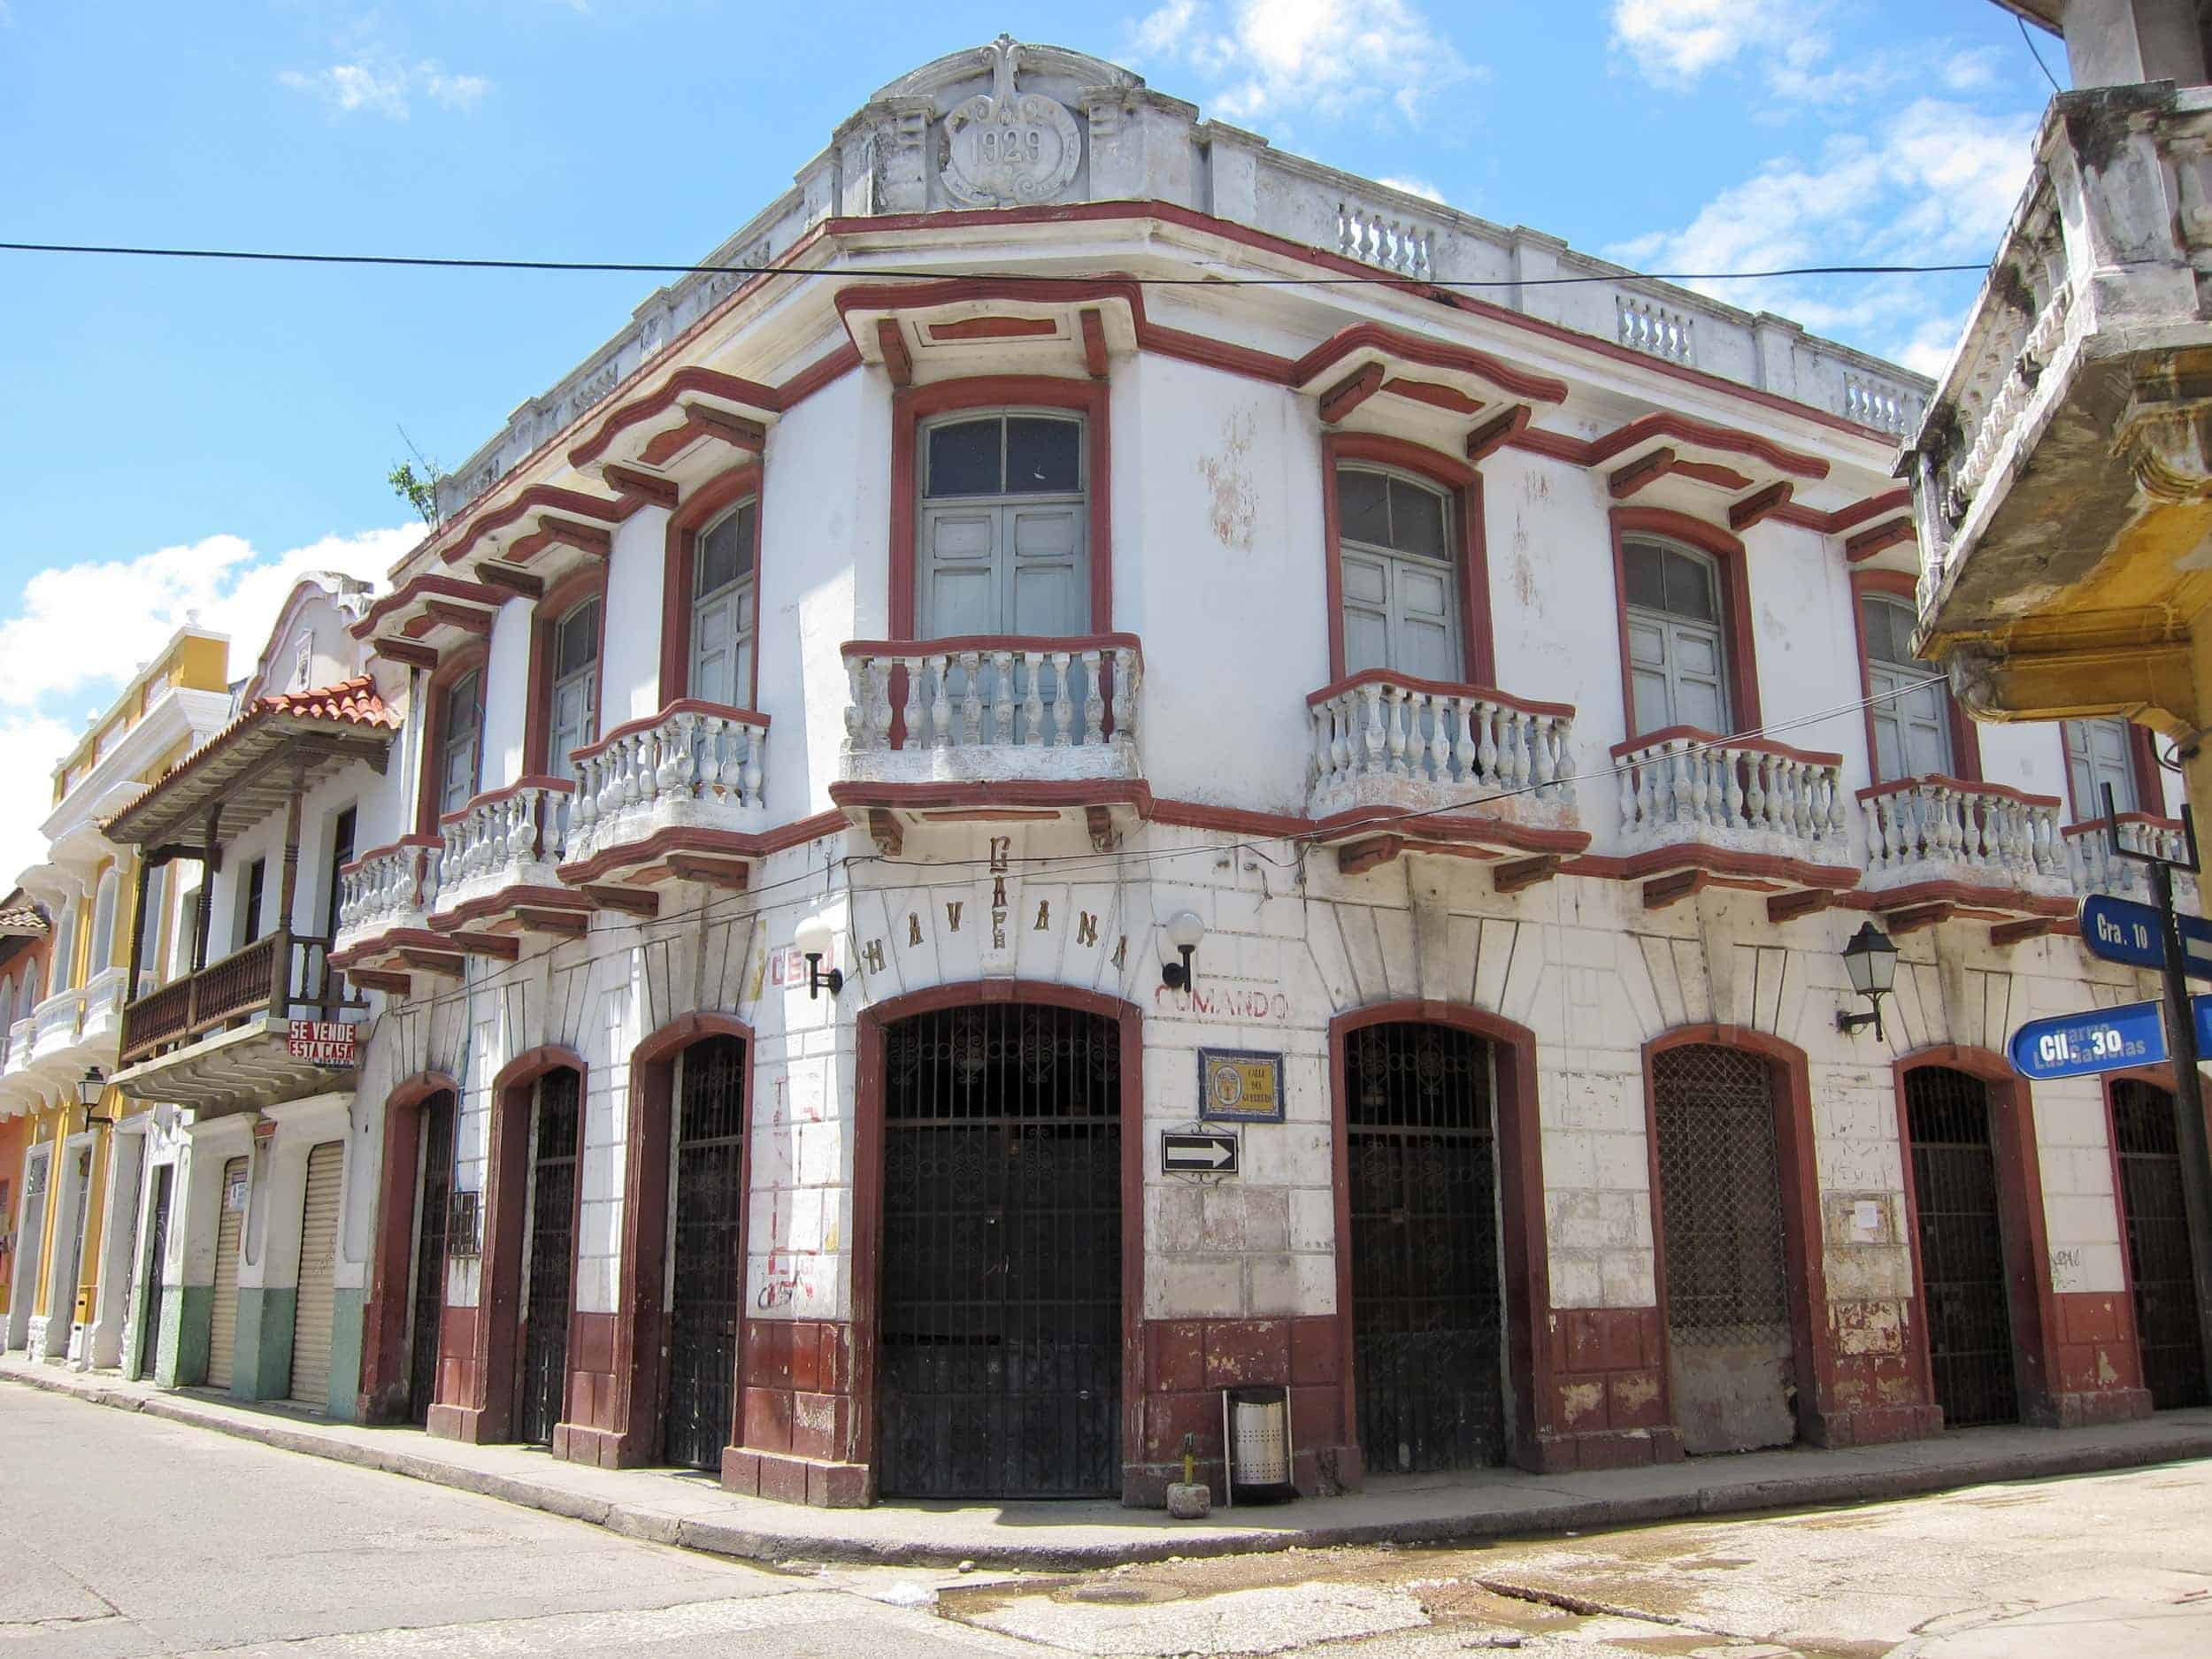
top-left (2062, 0), bottom-right (2207, 88)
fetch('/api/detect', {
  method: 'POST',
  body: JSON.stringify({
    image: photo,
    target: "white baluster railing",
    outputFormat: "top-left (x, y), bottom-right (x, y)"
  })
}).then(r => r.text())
top-left (1611, 729), bottom-right (1846, 854)
top-left (562, 702), bottom-right (770, 873)
top-left (1306, 672), bottom-right (1574, 816)
top-left (334, 837), bottom-right (443, 956)
top-left (430, 778), bottom-right (573, 918)
top-left (2067, 813), bottom-right (2200, 908)
top-left (1617, 295), bottom-right (1694, 364)
top-left (1841, 374), bottom-right (1926, 437)
top-left (1858, 777), bottom-right (2069, 890)
top-left (841, 636), bottom-right (1142, 769)
top-left (1337, 200), bottom-right (1434, 279)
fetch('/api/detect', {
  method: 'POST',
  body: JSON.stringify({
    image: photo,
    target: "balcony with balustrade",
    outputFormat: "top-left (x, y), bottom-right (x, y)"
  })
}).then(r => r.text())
top-left (111, 933), bottom-right (350, 1115)
top-left (2066, 812), bottom-right (2202, 912)
top-left (423, 777), bottom-right (589, 950)
top-left (1856, 776), bottom-right (2074, 942)
top-left (556, 701), bottom-right (769, 900)
top-left (834, 636), bottom-right (1146, 854)
top-left (1303, 672), bottom-right (1586, 887)
top-left (1905, 80), bottom-right (2212, 729)
top-left (1609, 729), bottom-right (1857, 913)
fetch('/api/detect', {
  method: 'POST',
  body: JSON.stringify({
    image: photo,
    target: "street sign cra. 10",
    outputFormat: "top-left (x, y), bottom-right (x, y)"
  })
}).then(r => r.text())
top-left (2008, 994), bottom-right (2212, 1080)
top-left (2078, 894), bottom-right (2212, 979)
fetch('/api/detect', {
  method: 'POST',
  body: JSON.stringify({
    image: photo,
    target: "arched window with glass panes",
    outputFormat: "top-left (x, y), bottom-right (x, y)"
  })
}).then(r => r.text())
top-left (689, 498), bottom-right (757, 708)
top-left (544, 599), bottom-right (601, 782)
top-left (436, 666), bottom-right (484, 818)
top-left (916, 411), bottom-right (1087, 638)
top-left (1335, 465), bottom-right (1462, 681)
top-left (1860, 593), bottom-right (1953, 782)
top-left (1623, 539), bottom-right (1730, 736)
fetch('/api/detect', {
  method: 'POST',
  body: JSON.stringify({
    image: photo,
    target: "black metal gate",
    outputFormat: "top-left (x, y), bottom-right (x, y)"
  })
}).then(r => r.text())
top-left (517, 1071), bottom-right (580, 1447)
top-left (877, 1004), bottom-right (1122, 1499)
top-left (2112, 1079), bottom-right (2209, 1410)
top-left (139, 1164), bottom-right (173, 1377)
top-left (1653, 1044), bottom-right (1796, 1455)
top-left (1905, 1066), bottom-right (2018, 1428)
top-left (1346, 1022), bottom-right (1504, 1473)
top-left (664, 1037), bottom-right (747, 1471)
top-left (409, 1090), bottom-right (455, 1424)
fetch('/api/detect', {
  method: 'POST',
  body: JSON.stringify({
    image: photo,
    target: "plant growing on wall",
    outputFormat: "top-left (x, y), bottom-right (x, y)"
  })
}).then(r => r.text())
top-left (388, 426), bottom-right (445, 527)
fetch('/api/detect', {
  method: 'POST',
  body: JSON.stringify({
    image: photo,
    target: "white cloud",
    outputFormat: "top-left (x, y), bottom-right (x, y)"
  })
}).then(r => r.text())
top-left (1606, 97), bottom-right (2033, 365)
top-left (1609, 0), bottom-right (1821, 86)
top-left (1131, 0), bottom-right (1479, 127)
top-left (1378, 175), bottom-right (1446, 203)
top-left (0, 525), bottom-right (417, 887)
top-left (279, 58), bottom-right (491, 119)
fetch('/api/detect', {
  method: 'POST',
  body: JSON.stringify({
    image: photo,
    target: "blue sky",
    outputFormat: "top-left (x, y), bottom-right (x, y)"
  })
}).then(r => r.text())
top-left (0, 0), bottom-right (2056, 873)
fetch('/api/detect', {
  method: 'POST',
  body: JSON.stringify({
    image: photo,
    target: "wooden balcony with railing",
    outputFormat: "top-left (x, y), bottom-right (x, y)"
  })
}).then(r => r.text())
top-left (118, 928), bottom-right (335, 1068)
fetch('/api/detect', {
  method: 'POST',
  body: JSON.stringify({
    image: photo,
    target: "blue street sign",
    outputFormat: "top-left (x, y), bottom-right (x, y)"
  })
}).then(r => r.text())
top-left (2010, 1000), bottom-right (2166, 1079)
top-left (2078, 895), bottom-right (2212, 980)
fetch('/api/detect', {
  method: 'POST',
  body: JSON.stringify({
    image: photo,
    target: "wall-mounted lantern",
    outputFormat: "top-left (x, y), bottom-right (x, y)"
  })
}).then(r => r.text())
top-left (793, 913), bottom-right (844, 1001)
top-left (76, 1066), bottom-right (113, 1127)
top-left (1836, 921), bottom-right (1900, 1041)
top-left (1160, 911), bottom-right (1206, 991)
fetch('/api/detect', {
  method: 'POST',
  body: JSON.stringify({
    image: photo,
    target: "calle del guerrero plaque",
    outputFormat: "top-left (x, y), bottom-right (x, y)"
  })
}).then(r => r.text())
top-left (1198, 1048), bottom-right (1284, 1124)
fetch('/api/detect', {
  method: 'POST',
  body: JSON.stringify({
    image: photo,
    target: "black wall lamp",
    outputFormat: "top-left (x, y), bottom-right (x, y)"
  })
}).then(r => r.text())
top-left (1160, 911), bottom-right (1205, 991)
top-left (794, 913), bottom-right (843, 1001)
top-left (77, 1066), bottom-right (114, 1127)
top-left (1836, 921), bottom-right (1900, 1041)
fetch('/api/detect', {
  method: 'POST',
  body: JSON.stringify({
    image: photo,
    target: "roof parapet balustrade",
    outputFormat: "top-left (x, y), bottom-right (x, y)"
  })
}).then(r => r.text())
top-left (1305, 671), bottom-right (1587, 886)
top-left (834, 635), bottom-right (1146, 854)
top-left (112, 933), bottom-right (352, 1113)
top-left (1857, 776), bottom-right (2072, 941)
top-left (557, 702), bottom-right (768, 895)
top-left (1908, 82), bottom-right (2212, 703)
top-left (427, 778), bottom-right (588, 943)
top-left (2067, 812), bottom-right (2202, 911)
top-left (1609, 728), bottom-right (1855, 912)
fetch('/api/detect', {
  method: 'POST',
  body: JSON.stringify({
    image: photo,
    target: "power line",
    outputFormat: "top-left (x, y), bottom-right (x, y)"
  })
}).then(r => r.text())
top-left (2017, 15), bottom-right (2064, 96)
top-left (0, 239), bottom-right (1990, 289)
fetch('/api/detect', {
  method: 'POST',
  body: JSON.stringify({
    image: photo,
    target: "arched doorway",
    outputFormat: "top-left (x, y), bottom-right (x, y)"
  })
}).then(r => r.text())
top-left (661, 1034), bottom-right (748, 1471)
top-left (2110, 1079), bottom-right (2209, 1410)
top-left (1343, 1019), bottom-right (1505, 1472)
top-left (515, 1069), bottom-right (581, 1447)
top-left (407, 1090), bottom-right (456, 1424)
top-left (1649, 1042), bottom-right (1795, 1454)
top-left (1901, 1065), bottom-right (2018, 1427)
top-left (873, 1002), bottom-right (1124, 1499)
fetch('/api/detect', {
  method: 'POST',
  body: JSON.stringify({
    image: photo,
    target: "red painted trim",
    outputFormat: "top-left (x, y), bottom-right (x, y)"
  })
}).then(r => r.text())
top-left (1327, 1002), bottom-right (1552, 1469)
top-left (658, 461), bottom-right (764, 708)
top-left (436, 485), bottom-right (627, 570)
top-left (1643, 1026), bottom-right (1838, 1446)
top-left (415, 644), bottom-right (489, 838)
top-left (1384, 376), bottom-right (1482, 417)
top-left (1771, 487), bottom-right (1914, 535)
top-left (827, 779), bottom-right (1153, 816)
top-left (567, 367), bottom-right (781, 470)
top-left (358, 1073), bottom-right (458, 1423)
top-left (1323, 431), bottom-right (1494, 686)
top-left (1847, 879), bottom-right (2073, 919)
top-left (1843, 518), bottom-right (1916, 564)
top-left (1892, 1047), bottom-right (2061, 1425)
top-left (886, 376), bottom-right (1111, 641)
top-left (1608, 725), bottom-right (1839, 765)
top-left (1291, 321), bottom-right (1569, 405)
top-left (2059, 809), bottom-right (2184, 843)
top-left (573, 699), bottom-right (770, 767)
top-left (1857, 774), bottom-right (2056, 809)
top-left (1608, 506), bottom-right (1764, 737)
top-left (611, 1011), bottom-right (755, 1467)
top-left (1584, 411), bottom-right (1829, 479)
top-left (849, 983), bottom-right (1145, 1495)
top-left (841, 630), bottom-right (1141, 658)
top-left (1560, 843), bottom-right (1862, 889)
top-left (928, 316), bottom-right (1058, 342)
top-left (349, 575), bottom-right (503, 641)
top-left (1849, 567), bottom-right (1982, 785)
top-left (1305, 667), bottom-right (1574, 719)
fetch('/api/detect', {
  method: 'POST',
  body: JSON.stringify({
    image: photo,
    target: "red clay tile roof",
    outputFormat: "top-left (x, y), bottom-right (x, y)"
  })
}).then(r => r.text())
top-left (0, 900), bottom-right (47, 937)
top-left (252, 674), bottom-right (401, 728)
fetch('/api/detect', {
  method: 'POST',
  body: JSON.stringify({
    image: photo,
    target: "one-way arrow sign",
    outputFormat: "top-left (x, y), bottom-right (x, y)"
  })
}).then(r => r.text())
top-left (1162, 1131), bottom-right (1239, 1175)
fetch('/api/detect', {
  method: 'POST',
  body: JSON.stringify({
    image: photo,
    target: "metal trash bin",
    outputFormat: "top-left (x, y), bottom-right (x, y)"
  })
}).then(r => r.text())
top-left (1221, 1385), bottom-right (1295, 1505)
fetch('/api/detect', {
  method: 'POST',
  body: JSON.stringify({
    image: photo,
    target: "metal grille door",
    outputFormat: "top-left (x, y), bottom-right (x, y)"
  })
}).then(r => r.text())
top-left (209, 1156), bottom-right (246, 1390)
top-left (1346, 1022), bottom-right (1504, 1472)
top-left (140, 1165), bottom-right (173, 1377)
top-left (2112, 1080), bottom-right (2209, 1409)
top-left (409, 1092), bottom-right (455, 1424)
top-left (517, 1072), bottom-right (580, 1447)
top-left (878, 1005), bottom-right (1122, 1499)
top-left (1905, 1067), bottom-right (2018, 1427)
top-left (664, 1037), bottom-right (747, 1471)
top-left (1653, 1045), bottom-right (1796, 1455)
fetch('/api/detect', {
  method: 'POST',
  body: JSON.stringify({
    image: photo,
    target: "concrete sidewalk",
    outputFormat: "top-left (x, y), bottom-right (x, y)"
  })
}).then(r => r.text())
top-left (8, 1352), bottom-right (2210, 1571)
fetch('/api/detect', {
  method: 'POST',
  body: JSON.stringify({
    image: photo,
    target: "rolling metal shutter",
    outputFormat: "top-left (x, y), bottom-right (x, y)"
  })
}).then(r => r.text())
top-left (208, 1156), bottom-right (247, 1390)
top-left (289, 1141), bottom-right (343, 1408)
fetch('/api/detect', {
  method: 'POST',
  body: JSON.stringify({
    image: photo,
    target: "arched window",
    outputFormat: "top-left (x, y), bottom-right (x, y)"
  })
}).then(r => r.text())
top-left (689, 500), bottom-right (757, 708)
top-left (1624, 538), bottom-right (1729, 735)
top-left (436, 665), bottom-right (484, 817)
top-left (543, 596), bottom-right (601, 780)
top-left (1335, 464), bottom-right (1460, 681)
top-left (51, 899), bottom-right (76, 992)
top-left (916, 411), bottom-right (1087, 638)
top-left (88, 871), bottom-right (118, 977)
top-left (1861, 594), bottom-right (1952, 781)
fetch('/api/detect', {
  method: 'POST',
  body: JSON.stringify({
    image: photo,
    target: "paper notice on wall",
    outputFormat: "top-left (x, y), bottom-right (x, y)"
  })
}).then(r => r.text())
top-left (1850, 1198), bottom-right (1885, 1242)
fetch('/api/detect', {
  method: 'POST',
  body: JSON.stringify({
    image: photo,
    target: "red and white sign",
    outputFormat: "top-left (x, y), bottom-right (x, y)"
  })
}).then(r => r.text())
top-left (286, 1019), bottom-right (357, 1065)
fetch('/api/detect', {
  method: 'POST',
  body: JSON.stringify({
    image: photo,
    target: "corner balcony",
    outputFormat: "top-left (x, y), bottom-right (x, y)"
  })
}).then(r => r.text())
top-left (2068, 812), bottom-right (2202, 911)
top-left (112, 934), bottom-right (352, 1115)
top-left (1858, 776), bottom-right (2073, 942)
top-left (833, 635), bottom-right (1146, 854)
top-left (25, 965), bottom-right (138, 1083)
top-left (1304, 672), bottom-right (1586, 887)
top-left (556, 701), bottom-right (768, 898)
top-left (1907, 81), bottom-right (2212, 721)
top-left (1609, 729), bottom-right (1855, 914)
top-left (425, 778), bottom-right (588, 949)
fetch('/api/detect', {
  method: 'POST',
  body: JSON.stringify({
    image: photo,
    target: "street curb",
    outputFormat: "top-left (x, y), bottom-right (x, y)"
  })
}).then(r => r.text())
top-left (9, 1365), bottom-right (2212, 1571)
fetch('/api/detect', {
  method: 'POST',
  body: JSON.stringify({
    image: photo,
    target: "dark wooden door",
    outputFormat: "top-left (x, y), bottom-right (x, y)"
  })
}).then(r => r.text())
top-left (664, 1037), bottom-right (747, 1471)
top-left (139, 1165), bottom-right (173, 1377)
top-left (877, 1005), bottom-right (1122, 1499)
top-left (1346, 1022), bottom-right (1504, 1473)
top-left (517, 1072), bottom-right (580, 1447)
top-left (1906, 1067), bottom-right (2019, 1427)
top-left (408, 1091), bottom-right (455, 1424)
top-left (2112, 1079), bottom-right (2209, 1409)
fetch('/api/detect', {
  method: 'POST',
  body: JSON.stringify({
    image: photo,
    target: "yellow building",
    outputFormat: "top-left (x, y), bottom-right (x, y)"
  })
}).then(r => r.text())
top-left (0, 627), bottom-right (232, 1370)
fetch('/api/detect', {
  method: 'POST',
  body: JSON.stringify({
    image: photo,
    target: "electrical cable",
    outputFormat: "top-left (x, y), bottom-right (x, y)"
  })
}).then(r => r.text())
top-left (0, 239), bottom-right (1990, 288)
top-left (2017, 15), bottom-right (2064, 96)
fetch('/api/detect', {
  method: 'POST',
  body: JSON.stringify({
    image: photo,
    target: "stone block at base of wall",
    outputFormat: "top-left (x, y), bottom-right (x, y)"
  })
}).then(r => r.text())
top-left (230, 1286), bottom-right (296, 1402)
top-left (157, 1285), bottom-right (210, 1389)
top-left (326, 1287), bottom-right (365, 1423)
top-left (721, 1446), bottom-right (872, 1508)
